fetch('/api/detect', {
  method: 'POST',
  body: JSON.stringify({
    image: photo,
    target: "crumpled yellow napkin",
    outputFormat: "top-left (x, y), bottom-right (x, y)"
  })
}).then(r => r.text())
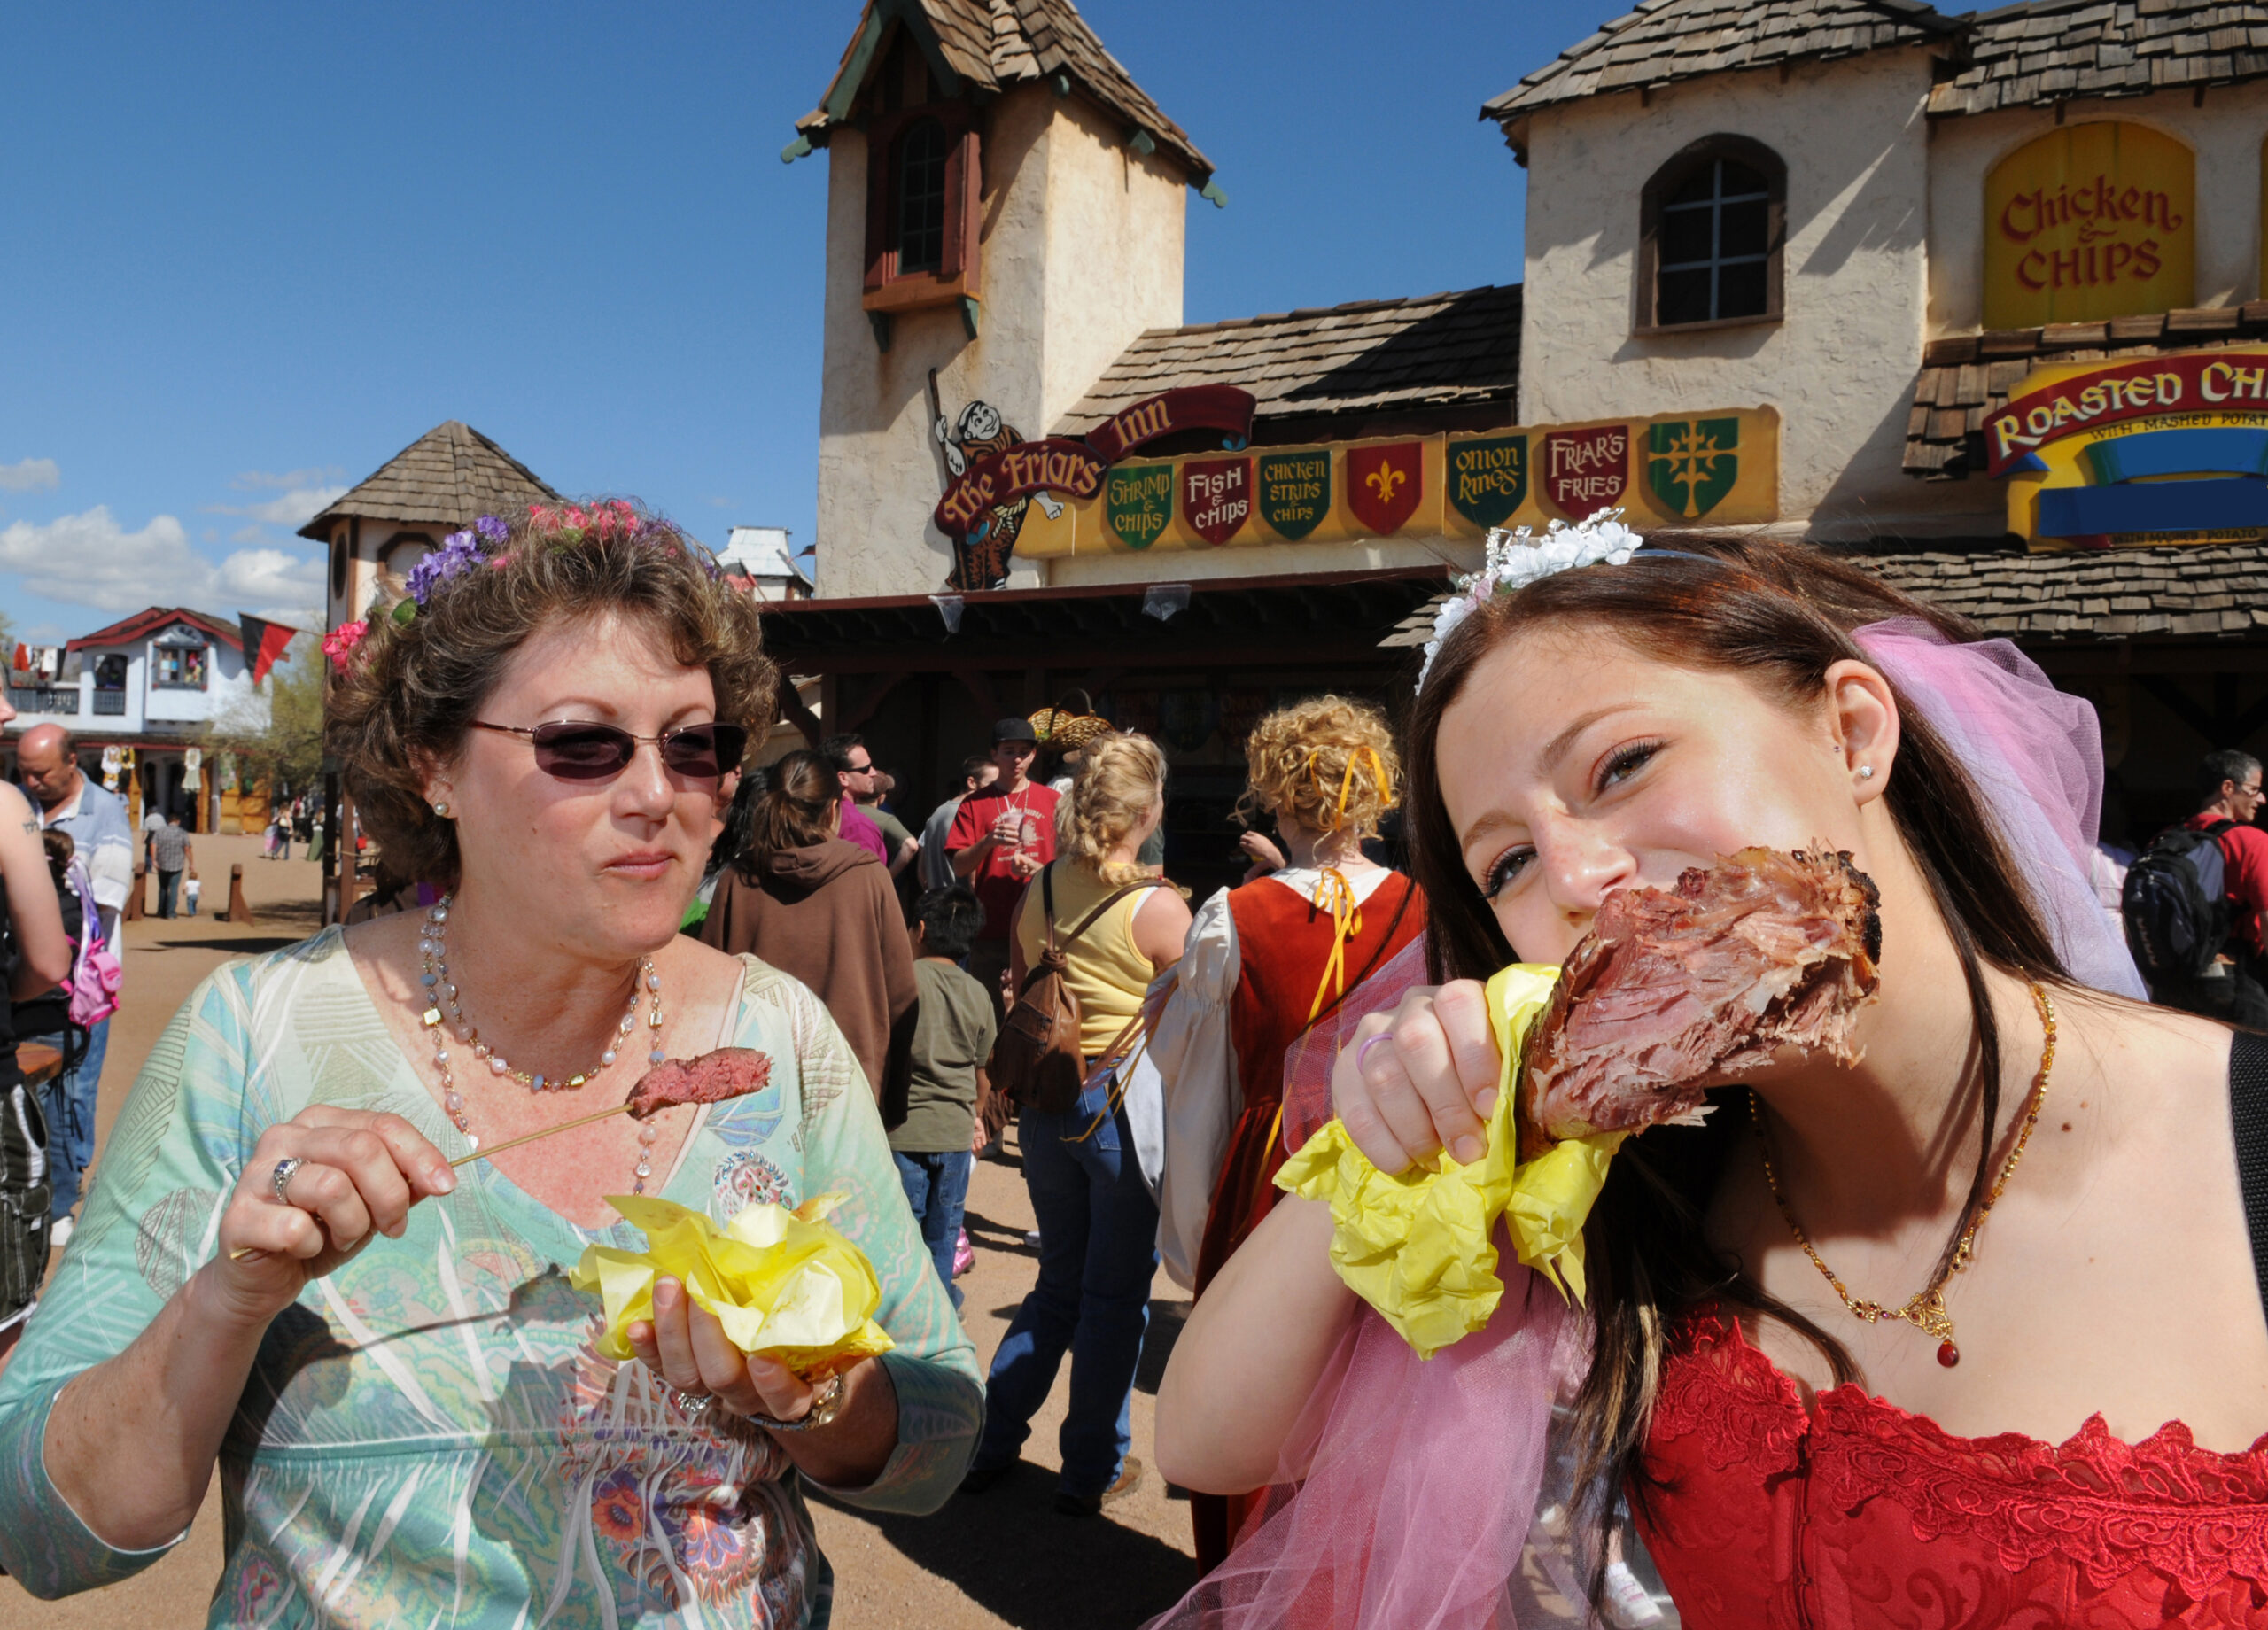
top-left (1275, 964), bottom-right (1626, 1358)
top-left (570, 1192), bottom-right (895, 1378)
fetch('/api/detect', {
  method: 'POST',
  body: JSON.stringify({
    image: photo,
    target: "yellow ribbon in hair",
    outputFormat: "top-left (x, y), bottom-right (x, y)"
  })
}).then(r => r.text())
top-left (1303, 745), bottom-right (1395, 833)
top-left (1275, 964), bottom-right (1627, 1359)
top-left (570, 1193), bottom-right (896, 1379)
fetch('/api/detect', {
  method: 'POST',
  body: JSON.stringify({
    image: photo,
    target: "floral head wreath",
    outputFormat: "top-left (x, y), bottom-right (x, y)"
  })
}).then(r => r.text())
top-left (329, 503), bottom-right (710, 668)
top-left (1416, 508), bottom-right (1644, 692)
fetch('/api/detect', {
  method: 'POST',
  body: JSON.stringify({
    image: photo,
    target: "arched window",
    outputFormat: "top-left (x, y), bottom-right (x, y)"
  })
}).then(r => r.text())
top-left (1639, 136), bottom-right (1786, 331)
top-left (896, 118), bottom-right (950, 275)
top-left (383, 532), bottom-right (434, 583)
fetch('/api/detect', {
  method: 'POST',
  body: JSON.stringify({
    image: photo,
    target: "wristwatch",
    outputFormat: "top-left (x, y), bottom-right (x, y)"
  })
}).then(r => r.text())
top-left (747, 1371), bottom-right (846, 1434)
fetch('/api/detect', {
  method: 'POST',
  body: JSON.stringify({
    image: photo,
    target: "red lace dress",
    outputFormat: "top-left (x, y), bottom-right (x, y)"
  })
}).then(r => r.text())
top-left (1638, 1311), bottom-right (2268, 1627)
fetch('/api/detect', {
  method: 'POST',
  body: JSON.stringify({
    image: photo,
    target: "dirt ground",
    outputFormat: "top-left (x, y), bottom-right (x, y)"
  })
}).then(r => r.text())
top-left (0, 836), bottom-right (1200, 1630)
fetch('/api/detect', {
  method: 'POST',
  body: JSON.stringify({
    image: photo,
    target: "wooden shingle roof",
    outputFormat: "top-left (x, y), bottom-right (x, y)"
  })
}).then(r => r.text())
top-left (798, 0), bottom-right (1210, 182)
top-left (1385, 541), bottom-right (2268, 648)
top-left (1484, 0), bottom-right (1959, 118)
top-left (297, 422), bottom-right (560, 542)
top-left (1865, 540), bottom-right (2268, 640)
top-left (1929, 0), bottom-right (2268, 115)
top-left (1903, 305), bottom-right (2268, 478)
top-left (1055, 284), bottom-right (1523, 437)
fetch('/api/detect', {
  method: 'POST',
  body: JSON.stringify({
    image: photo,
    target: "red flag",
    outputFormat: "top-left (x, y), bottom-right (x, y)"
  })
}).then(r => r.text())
top-left (237, 615), bottom-right (299, 686)
top-left (9, 644), bottom-right (26, 674)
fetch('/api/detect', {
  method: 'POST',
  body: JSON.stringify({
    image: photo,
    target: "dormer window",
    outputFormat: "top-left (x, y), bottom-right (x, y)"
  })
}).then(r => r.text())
top-left (1638, 136), bottom-right (1786, 333)
top-left (896, 118), bottom-right (950, 275)
top-left (861, 29), bottom-right (981, 334)
top-left (152, 633), bottom-right (210, 690)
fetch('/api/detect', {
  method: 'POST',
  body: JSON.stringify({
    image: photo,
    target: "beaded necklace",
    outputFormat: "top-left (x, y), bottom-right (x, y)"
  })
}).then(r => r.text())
top-left (417, 895), bottom-right (669, 1192)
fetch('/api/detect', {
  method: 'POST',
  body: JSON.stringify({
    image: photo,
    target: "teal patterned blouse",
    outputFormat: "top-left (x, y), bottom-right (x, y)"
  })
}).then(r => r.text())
top-left (0, 928), bottom-right (983, 1628)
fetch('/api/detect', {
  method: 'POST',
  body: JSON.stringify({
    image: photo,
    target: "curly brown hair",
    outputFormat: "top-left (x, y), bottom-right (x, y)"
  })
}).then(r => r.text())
top-left (1233, 695), bottom-right (1400, 838)
top-left (325, 501), bottom-right (773, 888)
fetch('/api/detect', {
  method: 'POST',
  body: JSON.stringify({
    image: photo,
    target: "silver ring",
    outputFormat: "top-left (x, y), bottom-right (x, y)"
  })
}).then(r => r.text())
top-left (672, 1388), bottom-right (715, 1418)
top-left (270, 1156), bottom-right (306, 1206)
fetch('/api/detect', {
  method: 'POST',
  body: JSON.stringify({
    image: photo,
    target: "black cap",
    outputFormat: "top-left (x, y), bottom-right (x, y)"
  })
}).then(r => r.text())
top-left (993, 717), bottom-right (1038, 745)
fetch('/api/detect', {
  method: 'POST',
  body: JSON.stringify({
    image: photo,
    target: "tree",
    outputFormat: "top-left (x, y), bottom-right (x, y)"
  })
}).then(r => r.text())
top-left (202, 642), bottom-right (324, 802)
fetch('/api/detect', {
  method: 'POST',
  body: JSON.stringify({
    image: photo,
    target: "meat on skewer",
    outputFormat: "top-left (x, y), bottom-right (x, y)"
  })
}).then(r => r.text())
top-left (624, 1047), bottom-right (774, 1121)
top-left (1520, 846), bottom-right (1882, 1149)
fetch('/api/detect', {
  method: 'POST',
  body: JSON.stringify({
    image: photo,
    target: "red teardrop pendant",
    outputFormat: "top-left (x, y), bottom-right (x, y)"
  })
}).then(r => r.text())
top-left (1937, 1340), bottom-right (1960, 1368)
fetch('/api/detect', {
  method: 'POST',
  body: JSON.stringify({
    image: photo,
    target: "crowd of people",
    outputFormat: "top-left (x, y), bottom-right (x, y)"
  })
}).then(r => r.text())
top-left (0, 501), bottom-right (2262, 1627)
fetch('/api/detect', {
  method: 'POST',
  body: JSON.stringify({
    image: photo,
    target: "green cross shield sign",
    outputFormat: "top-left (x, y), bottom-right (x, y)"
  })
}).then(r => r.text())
top-left (1645, 418), bottom-right (1740, 520)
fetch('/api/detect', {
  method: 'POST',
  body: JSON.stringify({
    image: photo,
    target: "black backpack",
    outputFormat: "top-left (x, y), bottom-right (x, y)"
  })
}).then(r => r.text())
top-left (2123, 819), bottom-right (2236, 985)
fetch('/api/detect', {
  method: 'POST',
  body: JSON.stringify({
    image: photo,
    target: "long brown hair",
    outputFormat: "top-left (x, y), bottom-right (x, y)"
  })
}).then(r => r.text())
top-left (1403, 536), bottom-right (2073, 1562)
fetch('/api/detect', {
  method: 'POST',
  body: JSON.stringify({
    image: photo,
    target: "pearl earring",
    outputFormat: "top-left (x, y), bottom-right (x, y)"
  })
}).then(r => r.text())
top-left (432, 799), bottom-right (452, 816)
top-left (1857, 765), bottom-right (1876, 780)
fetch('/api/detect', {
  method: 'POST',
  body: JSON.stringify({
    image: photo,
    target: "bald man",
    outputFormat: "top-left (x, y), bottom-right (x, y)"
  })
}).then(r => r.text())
top-left (14, 722), bottom-right (132, 1245)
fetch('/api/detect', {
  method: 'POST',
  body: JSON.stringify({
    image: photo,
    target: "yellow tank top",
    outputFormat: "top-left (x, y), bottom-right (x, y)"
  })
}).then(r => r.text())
top-left (1013, 861), bottom-right (1156, 1058)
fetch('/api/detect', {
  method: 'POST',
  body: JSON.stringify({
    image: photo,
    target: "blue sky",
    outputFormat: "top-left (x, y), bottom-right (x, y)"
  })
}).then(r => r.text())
top-left (2, 1), bottom-right (1591, 641)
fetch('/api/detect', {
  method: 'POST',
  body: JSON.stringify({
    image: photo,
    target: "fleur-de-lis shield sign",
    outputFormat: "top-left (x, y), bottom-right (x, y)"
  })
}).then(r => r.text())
top-left (1347, 442), bottom-right (1424, 535)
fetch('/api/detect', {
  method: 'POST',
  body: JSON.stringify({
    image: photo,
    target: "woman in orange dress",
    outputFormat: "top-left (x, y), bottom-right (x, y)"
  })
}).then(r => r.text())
top-left (1153, 695), bottom-right (1425, 1571)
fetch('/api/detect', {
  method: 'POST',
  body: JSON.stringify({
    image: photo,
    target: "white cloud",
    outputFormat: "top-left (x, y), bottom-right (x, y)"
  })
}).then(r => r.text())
top-left (229, 525), bottom-right (265, 545)
top-left (0, 504), bottom-right (323, 617)
top-left (231, 466), bottom-right (342, 492)
top-left (202, 485), bottom-right (348, 527)
top-left (0, 458), bottom-right (60, 493)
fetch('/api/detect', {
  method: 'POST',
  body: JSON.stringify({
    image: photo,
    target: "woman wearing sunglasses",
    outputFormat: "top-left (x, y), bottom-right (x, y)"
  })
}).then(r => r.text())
top-left (0, 503), bottom-right (979, 1629)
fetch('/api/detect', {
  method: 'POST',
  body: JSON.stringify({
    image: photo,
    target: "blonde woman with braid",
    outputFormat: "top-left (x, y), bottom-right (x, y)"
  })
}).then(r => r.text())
top-left (1150, 695), bottom-right (1425, 1571)
top-left (960, 731), bottom-right (1192, 1516)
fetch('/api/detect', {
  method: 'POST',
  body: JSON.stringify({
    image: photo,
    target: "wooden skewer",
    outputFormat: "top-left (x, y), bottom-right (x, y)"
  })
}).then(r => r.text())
top-left (449, 1098), bottom-right (635, 1167)
top-left (228, 1099), bottom-right (641, 1258)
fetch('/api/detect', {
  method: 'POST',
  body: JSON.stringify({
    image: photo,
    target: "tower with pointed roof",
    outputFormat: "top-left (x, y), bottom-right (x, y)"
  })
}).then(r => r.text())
top-left (788, 0), bottom-right (1217, 597)
top-left (299, 420), bottom-right (560, 633)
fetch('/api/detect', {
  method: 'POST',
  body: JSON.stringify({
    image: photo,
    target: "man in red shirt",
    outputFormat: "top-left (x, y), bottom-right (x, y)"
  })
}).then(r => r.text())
top-left (2177, 748), bottom-right (2268, 1025)
top-left (948, 718), bottom-right (1059, 1021)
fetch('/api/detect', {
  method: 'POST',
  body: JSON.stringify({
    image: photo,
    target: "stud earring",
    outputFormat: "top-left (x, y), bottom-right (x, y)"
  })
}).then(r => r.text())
top-left (432, 799), bottom-right (452, 817)
top-left (1857, 765), bottom-right (1876, 780)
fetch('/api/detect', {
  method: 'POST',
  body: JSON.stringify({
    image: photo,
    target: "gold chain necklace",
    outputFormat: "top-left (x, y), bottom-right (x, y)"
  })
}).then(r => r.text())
top-left (1751, 981), bottom-right (2055, 1370)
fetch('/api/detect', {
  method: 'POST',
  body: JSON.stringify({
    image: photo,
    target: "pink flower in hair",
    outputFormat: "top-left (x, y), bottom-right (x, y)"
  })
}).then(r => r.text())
top-left (322, 620), bottom-right (369, 672)
top-left (563, 505), bottom-right (588, 531)
top-left (529, 504), bottom-right (551, 525)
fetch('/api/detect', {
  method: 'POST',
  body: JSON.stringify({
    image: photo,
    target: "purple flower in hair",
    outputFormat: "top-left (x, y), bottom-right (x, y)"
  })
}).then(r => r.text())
top-left (405, 529), bottom-right (489, 605)
top-left (473, 514), bottom-right (509, 545)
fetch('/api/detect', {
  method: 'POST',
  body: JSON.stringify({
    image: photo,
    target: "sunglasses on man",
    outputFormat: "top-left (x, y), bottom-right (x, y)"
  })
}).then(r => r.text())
top-left (470, 719), bottom-right (748, 781)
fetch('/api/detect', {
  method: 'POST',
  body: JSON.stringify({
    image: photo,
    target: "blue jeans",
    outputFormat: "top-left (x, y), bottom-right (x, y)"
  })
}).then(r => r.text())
top-left (893, 1149), bottom-right (973, 1311)
top-left (21, 1018), bottom-right (105, 1222)
top-left (156, 868), bottom-right (182, 918)
top-left (973, 1087), bottom-right (1159, 1498)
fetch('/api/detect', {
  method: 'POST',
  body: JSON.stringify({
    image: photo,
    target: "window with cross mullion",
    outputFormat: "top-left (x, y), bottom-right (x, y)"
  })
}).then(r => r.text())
top-left (1656, 159), bottom-right (1772, 326)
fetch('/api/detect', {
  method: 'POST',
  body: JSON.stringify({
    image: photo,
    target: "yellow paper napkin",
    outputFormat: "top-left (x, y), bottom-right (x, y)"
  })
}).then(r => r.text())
top-left (1275, 964), bottom-right (1625, 1358)
top-left (570, 1192), bottom-right (895, 1378)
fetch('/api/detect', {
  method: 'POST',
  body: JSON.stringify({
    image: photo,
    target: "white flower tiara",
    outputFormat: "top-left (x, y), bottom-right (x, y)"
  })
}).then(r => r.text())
top-left (1417, 508), bottom-right (1644, 691)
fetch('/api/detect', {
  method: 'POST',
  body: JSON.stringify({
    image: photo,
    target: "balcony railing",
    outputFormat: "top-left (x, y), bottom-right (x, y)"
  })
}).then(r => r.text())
top-left (91, 691), bottom-right (126, 717)
top-left (6, 687), bottom-right (80, 717)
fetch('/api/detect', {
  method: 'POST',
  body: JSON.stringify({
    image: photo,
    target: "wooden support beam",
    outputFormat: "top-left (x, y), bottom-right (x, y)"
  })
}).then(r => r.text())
top-left (952, 669), bottom-right (1003, 721)
top-left (777, 683), bottom-right (824, 748)
top-left (840, 671), bottom-right (911, 734)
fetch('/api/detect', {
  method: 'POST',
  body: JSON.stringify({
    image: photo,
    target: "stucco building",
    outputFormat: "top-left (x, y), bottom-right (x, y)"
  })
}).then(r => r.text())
top-left (767, 0), bottom-right (2268, 857)
top-left (2, 607), bottom-right (294, 834)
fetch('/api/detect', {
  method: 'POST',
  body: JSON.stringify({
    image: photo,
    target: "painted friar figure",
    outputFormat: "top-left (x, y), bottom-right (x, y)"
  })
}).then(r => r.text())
top-left (935, 398), bottom-right (1061, 593)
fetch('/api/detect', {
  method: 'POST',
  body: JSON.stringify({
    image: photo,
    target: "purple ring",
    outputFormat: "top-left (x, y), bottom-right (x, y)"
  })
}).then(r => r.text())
top-left (1355, 1031), bottom-right (1398, 1075)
